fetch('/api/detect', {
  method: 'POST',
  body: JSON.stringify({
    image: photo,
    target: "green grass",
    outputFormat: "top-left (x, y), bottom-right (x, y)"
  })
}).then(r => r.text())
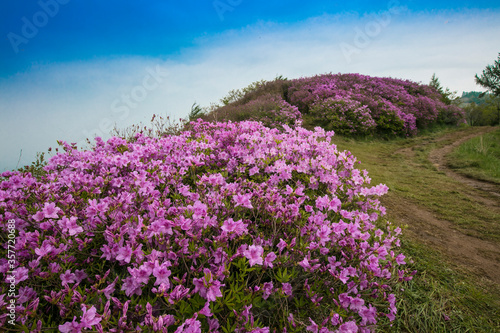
top-left (333, 129), bottom-right (500, 243)
top-left (392, 238), bottom-right (500, 333)
top-left (331, 126), bottom-right (500, 332)
top-left (447, 128), bottom-right (500, 184)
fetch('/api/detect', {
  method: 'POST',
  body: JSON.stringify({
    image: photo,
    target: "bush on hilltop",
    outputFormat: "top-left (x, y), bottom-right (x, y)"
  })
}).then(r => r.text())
top-left (203, 73), bottom-right (466, 137)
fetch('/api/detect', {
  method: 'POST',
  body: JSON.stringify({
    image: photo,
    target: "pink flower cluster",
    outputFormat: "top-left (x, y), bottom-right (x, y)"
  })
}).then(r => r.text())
top-left (309, 97), bottom-right (377, 135)
top-left (0, 120), bottom-right (412, 331)
top-left (287, 73), bottom-right (465, 136)
top-left (245, 94), bottom-right (302, 129)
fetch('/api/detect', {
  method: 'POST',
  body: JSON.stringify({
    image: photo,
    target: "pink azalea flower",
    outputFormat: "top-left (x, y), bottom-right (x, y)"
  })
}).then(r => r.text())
top-left (339, 268), bottom-right (350, 284)
top-left (207, 318), bottom-right (220, 331)
top-left (349, 297), bottom-right (365, 311)
top-left (189, 200), bottom-right (208, 219)
top-left (264, 252), bottom-right (277, 268)
top-left (60, 270), bottom-right (76, 286)
top-left (338, 320), bottom-right (359, 333)
top-left (282, 282), bottom-right (292, 296)
top-left (262, 281), bottom-right (273, 300)
top-left (277, 239), bottom-right (287, 252)
top-left (315, 195), bottom-right (330, 211)
top-left (42, 202), bottom-right (61, 219)
top-left (298, 257), bottom-right (311, 271)
top-left (100, 243), bottom-right (117, 261)
top-left (193, 269), bottom-right (224, 302)
top-left (288, 313), bottom-right (296, 327)
top-left (328, 197), bottom-right (342, 212)
top-left (80, 306), bottom-right (101, 329)
top-left (153, 262), bottom-right (172, 287)
top-left (74, 269), bottom-right (88, 283)
top-left (58, 319), bottom-right (81, 333)
top-left (316, 225), bottom-right (332, 246)
top-left (116, 245), bottom-right (133, 264)
top-left (241, 304), bottom-right (252, 323)
top-left (249, 166), bottom-right (259, 176)
top-left (395, 253), bottom-right (406, 265)
top-left (101, 279), bottom-right (117, 299)
top-left (32, 211), bottom-right (45, 222)
top-left (13, 267), bottom-right (29, 284)
top-left (306, 318), bottom-right (319, 333)
top-left (49, 262), bottom-right (61, 273)
top-left (17, 286), bottom-right (37, 304)
top-left (198, 301), bottom-right (212, 317)
top-left (233, 193), bottom-right (253, 209)
top-left (121, 276), bottom-right (142, 297)
top-left (360, 304), bottom-right (377, 325)
top-left (330, 313), bottom-right (340, 326)
top-left (244, 245), bottom-right (264, 266)
top-left (175, 316), bottom-right (202, 333)
top-left (127, 267), bottom-right (150, 285)
top-left (213, 247), bottom-right (228, 264)
top-left (169, 285), bottom-right (190, 302)
top-left (59, 216), bottom-right (83, 236)
top-left (221, 218), bottom-right (248, 236)
top-left (339, 293), bottom-right (352, 308)
top-left (376, 245), bottom-right (388, 258)
top-left (34, 241), bottom-right (53, 258)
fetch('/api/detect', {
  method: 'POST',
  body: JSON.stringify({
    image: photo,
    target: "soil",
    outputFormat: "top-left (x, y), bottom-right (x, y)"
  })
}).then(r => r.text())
top-left (429, 128), bottom-right (500, 200)
top-left (384, 127), bottom-right (500, 285)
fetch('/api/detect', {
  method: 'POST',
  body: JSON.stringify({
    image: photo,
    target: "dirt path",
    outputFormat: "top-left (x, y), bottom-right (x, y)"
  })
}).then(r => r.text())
top-left (429, 127), bottom-right (500, 200)
top-left (387, 127), bottom-right (500, 284)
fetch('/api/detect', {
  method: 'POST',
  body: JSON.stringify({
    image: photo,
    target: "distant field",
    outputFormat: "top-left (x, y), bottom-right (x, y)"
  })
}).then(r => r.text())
top-left (447, 128), bottom-right (500, 184)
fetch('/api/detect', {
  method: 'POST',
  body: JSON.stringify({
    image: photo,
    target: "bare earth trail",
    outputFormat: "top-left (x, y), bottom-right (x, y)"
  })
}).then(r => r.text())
top-left (383, 127), bottom-right (500, 285)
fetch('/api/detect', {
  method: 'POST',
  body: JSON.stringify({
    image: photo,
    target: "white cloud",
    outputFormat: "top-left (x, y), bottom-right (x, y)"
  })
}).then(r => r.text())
top-left (1, 8), bottom-right (499, 171)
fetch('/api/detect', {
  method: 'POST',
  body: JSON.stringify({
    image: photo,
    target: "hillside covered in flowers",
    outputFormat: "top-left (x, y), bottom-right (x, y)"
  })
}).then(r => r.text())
top-left (203, 73), bottom-right (465, 137)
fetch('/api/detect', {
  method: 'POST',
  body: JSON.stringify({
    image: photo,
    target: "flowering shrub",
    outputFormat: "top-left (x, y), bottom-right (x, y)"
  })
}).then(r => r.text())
top-left (245, 95), bottom-right (302, 129)
top-left (204, 93), bottom-right (301, 130)
top-left (285, 73), bottom-right (465, 136)
top-left (0, 120), bottom-right (412, 332)
top-left (203, 73), bottom-right (465, 137)
top-left (307, 97), bottom-right (377, 136)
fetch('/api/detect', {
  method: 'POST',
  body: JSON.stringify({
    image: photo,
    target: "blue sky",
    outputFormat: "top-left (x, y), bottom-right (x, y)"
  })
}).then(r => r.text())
top-left (1, 0), bottom-right (500, 171)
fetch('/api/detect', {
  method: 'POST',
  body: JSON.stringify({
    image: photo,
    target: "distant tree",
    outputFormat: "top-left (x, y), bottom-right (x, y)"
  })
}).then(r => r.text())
top-left (188, 102), bottom-right (206, 121)
top-left (463, 103), bottom-right (482, 126)
top-left (483, 94), bottom-right (500, 125)
top-left (475, 53), bottom-right (500, 125)
top-left (219, 75), bottom-right (288, 106)
top-left (463, 95), bottom-right (500, 126)
top-left (461, 91), bottom-right (488, 105)
top-left (475, 53), bottom-right (500, 97)
top-left (429, 73), bottom-right (441, 90)
top-left (429, 73), bottom-right (457, 105)
top-left (220, 79), bottom-right (268, 106)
